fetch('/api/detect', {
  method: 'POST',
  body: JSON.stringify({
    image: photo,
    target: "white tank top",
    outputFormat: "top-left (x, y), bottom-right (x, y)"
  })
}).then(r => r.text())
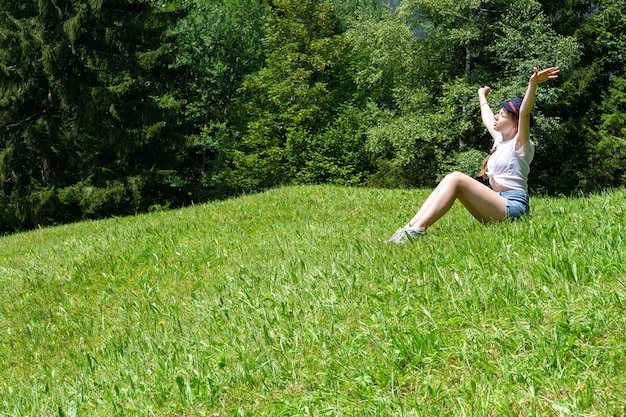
top-left (486, 132), bottom-right (535, 192)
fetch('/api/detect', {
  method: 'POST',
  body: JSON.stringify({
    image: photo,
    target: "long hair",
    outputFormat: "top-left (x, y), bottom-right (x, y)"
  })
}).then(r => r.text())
top-left (477, 148), bottom-right (496, 179)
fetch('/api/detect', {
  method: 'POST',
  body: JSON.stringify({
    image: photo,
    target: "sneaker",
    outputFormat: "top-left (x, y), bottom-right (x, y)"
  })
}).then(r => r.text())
top-left (387, 226), bottom-right (424, 244)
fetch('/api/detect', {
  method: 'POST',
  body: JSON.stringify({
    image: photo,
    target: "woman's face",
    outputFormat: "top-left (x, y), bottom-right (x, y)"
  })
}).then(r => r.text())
top-left (493, 108), bottom-right (517, 132)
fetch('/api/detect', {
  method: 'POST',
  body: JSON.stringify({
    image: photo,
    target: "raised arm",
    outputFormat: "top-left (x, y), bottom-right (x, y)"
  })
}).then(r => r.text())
top-left (478, 86), bottom-right (497, 139)
top-left (517, 66), bottom-right (560, 147)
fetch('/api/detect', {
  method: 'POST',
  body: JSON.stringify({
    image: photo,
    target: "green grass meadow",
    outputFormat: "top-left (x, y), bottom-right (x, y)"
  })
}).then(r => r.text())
top-left (1, 185), bottom-right (625, 416)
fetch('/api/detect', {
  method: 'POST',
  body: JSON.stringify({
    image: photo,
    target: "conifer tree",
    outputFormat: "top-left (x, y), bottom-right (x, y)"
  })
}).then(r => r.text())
top-left (0, 0), bottom-right (185, 231)
top-left (168, 0), bottom-right (266, 199)
top-left (228, 0), bottom-right (352, 191)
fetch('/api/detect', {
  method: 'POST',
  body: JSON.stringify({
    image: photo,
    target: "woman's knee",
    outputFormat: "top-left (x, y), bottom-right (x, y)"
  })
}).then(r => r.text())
top-left (443, 171), bottom-right (471, 185)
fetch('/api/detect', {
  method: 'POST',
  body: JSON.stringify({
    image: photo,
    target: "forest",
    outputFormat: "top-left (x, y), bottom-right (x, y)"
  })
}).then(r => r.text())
top-left (1, 0), bottom-right (625, 233)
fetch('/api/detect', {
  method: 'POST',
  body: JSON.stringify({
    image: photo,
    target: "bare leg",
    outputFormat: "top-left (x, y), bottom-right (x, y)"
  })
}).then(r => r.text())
top-left (408, 172), bottom-right (506, 230)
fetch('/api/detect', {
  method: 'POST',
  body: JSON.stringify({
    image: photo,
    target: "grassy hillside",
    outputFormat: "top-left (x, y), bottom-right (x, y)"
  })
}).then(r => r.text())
top-left (1, 185), bottom-right (625, 416)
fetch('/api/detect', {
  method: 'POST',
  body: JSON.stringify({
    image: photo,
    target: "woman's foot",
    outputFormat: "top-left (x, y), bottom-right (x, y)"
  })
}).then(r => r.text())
top-left (387, 226), bottom-right (424, 244)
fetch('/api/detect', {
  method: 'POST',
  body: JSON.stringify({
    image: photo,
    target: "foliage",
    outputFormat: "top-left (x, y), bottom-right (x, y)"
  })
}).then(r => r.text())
top-left (583, 75), bottom-right (626, 188)
top-left (579, 0), bottom-right (626, 190)
top-left (1, 185), bottom-right (625, 414)
top-left (287, 106), bottom-right (376, 185)
top-left (167, 0), bottom-right (266, 199)
top-left (226, 0), bottom-right (354, 192)
top-left (0, 0), bottom-right (187, 233)
top-left (543, 0), bottom-right (626, 194)
top-left (365, 97), bottom-right (443, 188)
top-left (333, 0), bottom-right (381, 29)
top-left (344, 8), bottom-right (419, 108)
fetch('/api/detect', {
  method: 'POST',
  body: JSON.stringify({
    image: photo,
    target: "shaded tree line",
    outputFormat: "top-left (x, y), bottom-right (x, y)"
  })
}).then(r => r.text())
top-left (1, 0), bottom-right (625, 233)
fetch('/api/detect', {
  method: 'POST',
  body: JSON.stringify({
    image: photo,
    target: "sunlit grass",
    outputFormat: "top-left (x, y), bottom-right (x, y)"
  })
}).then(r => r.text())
top-left (1, 185), bottom-right (625, 415)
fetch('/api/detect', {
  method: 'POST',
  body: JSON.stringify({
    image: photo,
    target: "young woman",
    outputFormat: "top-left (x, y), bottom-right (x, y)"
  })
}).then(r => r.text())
top-left (388, 66), bottom-right (560, 243)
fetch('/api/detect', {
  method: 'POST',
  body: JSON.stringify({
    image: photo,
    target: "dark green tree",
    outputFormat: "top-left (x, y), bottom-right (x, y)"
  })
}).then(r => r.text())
top-left (228, 0), bottom-right (358, 191)
top-left (538, 0), bottom-right (596, 36)
top-left (167, 0), bottom-right (266, 199)
top-left (583, 75), bottom-right (626, 188)
top-left (1, 2), bottom-right (50, 230)
top-left (544, 0), bottom-right (626, 192)
top-left (0, 0), bottom-right (186, 232)
top-left (574, 0), bottom-right (626, 189)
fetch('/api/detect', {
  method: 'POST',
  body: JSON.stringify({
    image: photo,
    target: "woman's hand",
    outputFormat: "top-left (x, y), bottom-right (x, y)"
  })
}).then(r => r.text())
top-left (478, 86), bottom-right (491, 98)
top-left (530, 66), bottom-right (560, 86)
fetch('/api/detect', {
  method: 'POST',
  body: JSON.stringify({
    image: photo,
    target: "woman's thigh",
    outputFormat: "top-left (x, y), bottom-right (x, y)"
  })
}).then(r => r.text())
top-left (452, 173), bottom-right (507, 222)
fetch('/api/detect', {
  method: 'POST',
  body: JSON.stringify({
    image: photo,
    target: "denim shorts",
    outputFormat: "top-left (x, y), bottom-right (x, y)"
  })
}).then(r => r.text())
top-left (498, 189), bottom-right (530, 220)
